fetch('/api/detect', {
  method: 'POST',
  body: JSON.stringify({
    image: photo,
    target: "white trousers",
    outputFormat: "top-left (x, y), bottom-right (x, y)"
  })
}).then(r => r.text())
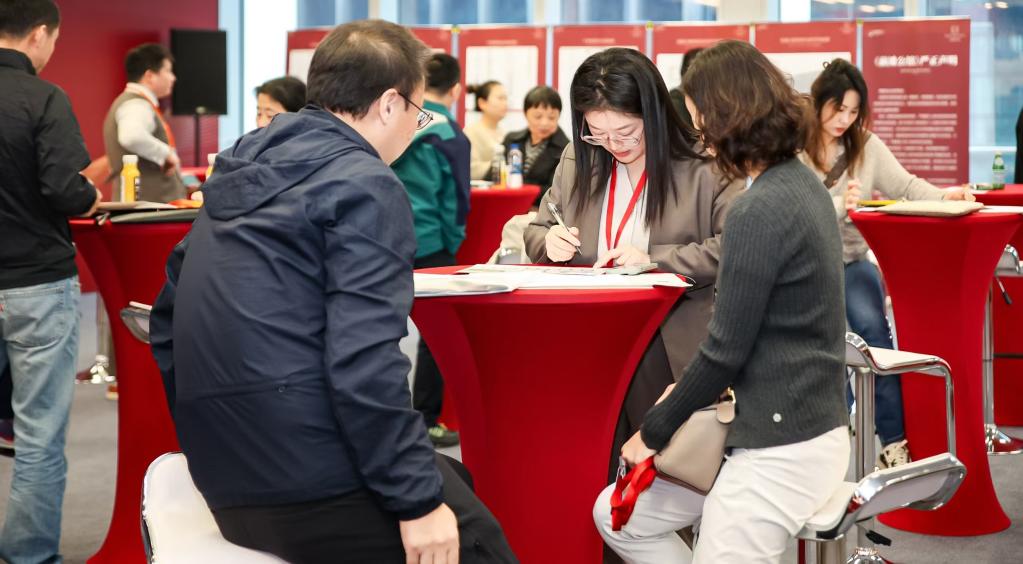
top-left (594, 426), bottom-right (850, 564)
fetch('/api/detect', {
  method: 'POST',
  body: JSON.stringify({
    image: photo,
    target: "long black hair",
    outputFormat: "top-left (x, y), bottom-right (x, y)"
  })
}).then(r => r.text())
top-left (805, 58), bottom-right (870, 176)
top-left (569, 48), bottom-right (700, 226)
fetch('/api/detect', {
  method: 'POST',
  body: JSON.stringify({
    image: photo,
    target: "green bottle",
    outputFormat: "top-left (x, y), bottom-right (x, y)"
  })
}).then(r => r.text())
top-left (993, 152), bottom-right (1006, 190)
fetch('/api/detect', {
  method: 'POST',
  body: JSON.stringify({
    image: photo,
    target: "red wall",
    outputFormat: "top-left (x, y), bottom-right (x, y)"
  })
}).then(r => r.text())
top-left (42, 0), bottom-right (221, 175)
top-left (44, 0), bottom-right (220, 293)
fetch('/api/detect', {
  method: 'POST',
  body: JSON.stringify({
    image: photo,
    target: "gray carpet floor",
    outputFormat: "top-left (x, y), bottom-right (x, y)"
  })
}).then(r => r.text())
top-left (1, 297), bottom-right (1021, 563)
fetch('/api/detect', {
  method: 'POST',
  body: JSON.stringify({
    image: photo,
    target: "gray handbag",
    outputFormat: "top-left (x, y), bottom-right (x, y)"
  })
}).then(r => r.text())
top-left (653, 389), bottom-right (736, 495)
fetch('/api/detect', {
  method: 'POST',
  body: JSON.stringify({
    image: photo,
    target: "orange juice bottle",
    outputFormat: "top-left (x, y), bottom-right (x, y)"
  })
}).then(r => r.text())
top-left (120, 155), bottom-right (140, 202)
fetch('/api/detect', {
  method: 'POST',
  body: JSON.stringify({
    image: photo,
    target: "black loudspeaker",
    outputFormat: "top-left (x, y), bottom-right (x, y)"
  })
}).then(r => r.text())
top-left (170, 29), bottom-right (227, 116)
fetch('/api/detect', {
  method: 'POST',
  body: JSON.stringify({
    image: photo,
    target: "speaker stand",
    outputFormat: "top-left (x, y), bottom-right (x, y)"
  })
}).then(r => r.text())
top-left (193, 113), bottom-right (201, 167)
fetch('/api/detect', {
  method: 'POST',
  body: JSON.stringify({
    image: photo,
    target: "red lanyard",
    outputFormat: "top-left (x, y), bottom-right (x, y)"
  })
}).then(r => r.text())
top-left (605, 164), bottom-right (647, 251)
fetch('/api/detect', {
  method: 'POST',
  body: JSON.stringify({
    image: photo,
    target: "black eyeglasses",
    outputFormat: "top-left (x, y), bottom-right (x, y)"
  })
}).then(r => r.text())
top-left (399, 93), bottom-right (434, 130)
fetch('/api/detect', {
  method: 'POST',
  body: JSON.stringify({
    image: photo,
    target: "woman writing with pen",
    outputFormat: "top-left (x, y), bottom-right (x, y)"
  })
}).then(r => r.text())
top-left (523, 48), bottom-right (743, 480)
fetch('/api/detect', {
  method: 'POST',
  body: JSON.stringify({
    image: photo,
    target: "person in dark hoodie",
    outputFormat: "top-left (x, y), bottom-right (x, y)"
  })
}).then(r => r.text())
top-left (149, 20), bottom-right (516, 564)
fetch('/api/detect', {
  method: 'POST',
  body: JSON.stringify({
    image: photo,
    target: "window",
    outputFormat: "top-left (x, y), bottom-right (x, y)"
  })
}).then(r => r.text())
top-left (563, 0), bottom-right (716, 22)
top-left (810, 1), bottom-right (904, 19)
top-left (928, 0), bottom-right (1022, 181)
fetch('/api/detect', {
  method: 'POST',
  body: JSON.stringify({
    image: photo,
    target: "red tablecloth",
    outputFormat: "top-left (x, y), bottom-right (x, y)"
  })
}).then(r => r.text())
top-left (70, 219), bottom-right (190, 563)
top-left (455, 185), bottom-right (540, 265)
top-left (412, 267), bottom-right (684, 563)
top-left (852, 210), bottom-right (1022, 535)
top-left (974, 185), bottom-right (1023, 425)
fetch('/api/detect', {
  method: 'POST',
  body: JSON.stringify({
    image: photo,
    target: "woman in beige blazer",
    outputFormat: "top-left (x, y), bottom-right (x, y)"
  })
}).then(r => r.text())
top-left (523, 48), bottom-right (742, 480)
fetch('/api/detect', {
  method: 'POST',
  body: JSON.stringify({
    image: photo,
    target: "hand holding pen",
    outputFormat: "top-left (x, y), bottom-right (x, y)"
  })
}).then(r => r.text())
top-left (544, 202), bottom-right (581, 262)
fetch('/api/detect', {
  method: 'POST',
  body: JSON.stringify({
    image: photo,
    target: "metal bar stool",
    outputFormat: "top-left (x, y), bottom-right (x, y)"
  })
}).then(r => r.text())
top-left (984, 245), bottom-right (1023, 455)
top-left (797, 333), bottom-right (964, 564)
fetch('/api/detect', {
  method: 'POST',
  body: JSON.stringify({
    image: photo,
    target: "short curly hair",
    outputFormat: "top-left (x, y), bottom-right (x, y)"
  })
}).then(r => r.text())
top-left (683, 40), bottom-right (805, 182)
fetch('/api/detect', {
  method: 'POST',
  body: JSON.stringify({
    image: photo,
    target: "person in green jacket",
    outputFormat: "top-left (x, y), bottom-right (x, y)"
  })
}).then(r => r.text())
top-left (392, 53), bottom-right (471, 447)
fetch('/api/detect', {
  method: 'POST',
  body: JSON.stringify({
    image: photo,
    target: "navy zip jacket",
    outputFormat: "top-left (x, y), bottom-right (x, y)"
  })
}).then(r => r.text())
top-left (150, 106), bottom-right (443, 519)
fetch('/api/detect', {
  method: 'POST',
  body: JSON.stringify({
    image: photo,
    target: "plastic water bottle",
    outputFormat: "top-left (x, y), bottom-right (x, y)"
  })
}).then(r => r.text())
top-left (993, 152), bottom-right (1006, 190)
top-left (490, 144), bottom-right (505, 187)
top-left (507, 143), bottom-right (524, 188)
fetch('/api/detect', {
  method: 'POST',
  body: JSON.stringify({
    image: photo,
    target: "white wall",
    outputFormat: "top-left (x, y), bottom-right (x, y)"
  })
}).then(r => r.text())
top-left (243, 0), bottom-right (298, 134)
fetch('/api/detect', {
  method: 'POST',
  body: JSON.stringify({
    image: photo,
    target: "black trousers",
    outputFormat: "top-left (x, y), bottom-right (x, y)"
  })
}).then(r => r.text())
top-left (0, 363), bottom-right (12, 419)
top-left (606, 331), bottom-right (675, 484)
top-left (212, 453), bottom-right (518, 564)
top-left (412, 250), bottom-right (456, 427)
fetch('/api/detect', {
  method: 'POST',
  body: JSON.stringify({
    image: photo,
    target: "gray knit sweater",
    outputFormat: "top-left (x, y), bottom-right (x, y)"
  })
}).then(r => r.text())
top-left (641, 158), bottom-right (849, 451)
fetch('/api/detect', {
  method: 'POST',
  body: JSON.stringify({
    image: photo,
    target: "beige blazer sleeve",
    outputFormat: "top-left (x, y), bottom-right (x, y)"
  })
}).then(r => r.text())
top-left (525, 145), bottom-right (576, 264)
top-left (649, 162), bottom-right (743, 288)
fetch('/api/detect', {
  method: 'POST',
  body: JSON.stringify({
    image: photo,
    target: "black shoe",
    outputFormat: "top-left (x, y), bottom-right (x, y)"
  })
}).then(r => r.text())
top-left (427, 424), bottom-right (460, 447)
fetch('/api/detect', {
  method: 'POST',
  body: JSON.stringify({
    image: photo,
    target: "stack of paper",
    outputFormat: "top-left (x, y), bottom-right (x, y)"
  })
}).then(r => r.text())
top-left (414, 270), bottom-right (689, 297)
top-left (877, 201), bottom-right (984, 217)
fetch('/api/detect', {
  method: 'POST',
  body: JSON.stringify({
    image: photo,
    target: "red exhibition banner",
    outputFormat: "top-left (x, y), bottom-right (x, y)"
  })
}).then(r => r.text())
top-left (862, 19), bottom-right (970, 186)
top-left (456, 26), bottom-right (547, 128)
top-left (754, 21), bottom-right (857, 92)
top-left (651, 23), bottom-right (749, 91)
top-left (286, 26), bottom-right (451, 81)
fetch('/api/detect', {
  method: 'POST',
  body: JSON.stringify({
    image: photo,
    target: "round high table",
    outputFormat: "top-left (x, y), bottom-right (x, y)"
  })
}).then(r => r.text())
top-left (411, 267), bottom-right (684, 564)
top-left (851, 210), bottom-right (1023, 535)
top-left (455, 185), bottom-right (540, 265)
top-left (973, 185), bottom-right (1023, 425)
top-left (70, 218), bottom-right (191, 563)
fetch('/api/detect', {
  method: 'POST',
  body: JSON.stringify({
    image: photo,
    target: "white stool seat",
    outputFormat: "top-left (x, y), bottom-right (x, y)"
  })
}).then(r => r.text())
top-left (796, 454), bottom-right (965, 542)
top-left (142, 452), bottom-right (288, 564)
top-left (803, 482), bottom-right (858, 533)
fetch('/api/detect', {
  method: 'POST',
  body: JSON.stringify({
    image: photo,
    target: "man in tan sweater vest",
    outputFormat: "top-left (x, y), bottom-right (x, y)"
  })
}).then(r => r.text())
top-left (102, 42), bottom-right (185, 203)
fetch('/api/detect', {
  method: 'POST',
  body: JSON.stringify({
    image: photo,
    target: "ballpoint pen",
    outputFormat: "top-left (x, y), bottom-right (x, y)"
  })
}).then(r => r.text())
top-left (546, 201), bottom-right (581, 254)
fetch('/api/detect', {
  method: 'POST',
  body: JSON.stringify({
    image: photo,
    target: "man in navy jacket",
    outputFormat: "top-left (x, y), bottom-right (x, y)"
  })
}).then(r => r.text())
top-left (150, 20), bottom-right (514, 564)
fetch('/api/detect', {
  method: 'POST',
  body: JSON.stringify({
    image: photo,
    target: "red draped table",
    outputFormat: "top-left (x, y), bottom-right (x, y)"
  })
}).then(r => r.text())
top-left (851, 210), bottom-right (1023, 535)
top-left (973, 185), bottom-right (1023, 425)
top-left (70, 218), bottom-right (190, 563)
top-left (411, 266), bottom-right (684, 563)
top-left (455, 185), bottom-right (540, 265)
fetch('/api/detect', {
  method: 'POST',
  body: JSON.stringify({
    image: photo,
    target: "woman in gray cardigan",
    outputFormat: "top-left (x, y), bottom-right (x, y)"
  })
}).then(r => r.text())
top-left (594, 40), bottom-right (850, 564)
top-left (523, 48), bottom-right (742, 482)
top-left (798, 59), bottom-right (973, 469)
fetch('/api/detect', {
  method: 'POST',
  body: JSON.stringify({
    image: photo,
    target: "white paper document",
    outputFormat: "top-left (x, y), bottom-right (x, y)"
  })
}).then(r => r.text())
top-left (977, 205), bottom-right (1023, 214)
top-left (414, 270), bottom-right (689, 297)
top-left (458, 263), bottom-right (658, 276)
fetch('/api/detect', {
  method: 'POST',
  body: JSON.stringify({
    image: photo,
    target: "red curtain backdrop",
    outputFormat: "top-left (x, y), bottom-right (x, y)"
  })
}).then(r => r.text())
top-left (41, 0), bottom-right (219, 291)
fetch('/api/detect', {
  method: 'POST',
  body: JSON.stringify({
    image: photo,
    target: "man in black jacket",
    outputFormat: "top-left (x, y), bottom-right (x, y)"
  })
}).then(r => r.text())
top-left (150, 20), bottom-right (515, 564)
top-left (0, 1), bottom-right (102, 562)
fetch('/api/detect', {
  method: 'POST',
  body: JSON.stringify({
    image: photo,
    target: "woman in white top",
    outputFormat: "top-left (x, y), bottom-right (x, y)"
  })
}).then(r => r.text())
top-left (463, 81), bottom-right (508, 180)
top-left (798, 58), bottom-right (973, 469)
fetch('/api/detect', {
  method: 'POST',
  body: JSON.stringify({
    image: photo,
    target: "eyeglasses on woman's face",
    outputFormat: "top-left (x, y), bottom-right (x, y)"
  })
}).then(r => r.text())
top-left (579, 124), bottom-right (642, 149)
top-left (399, 93), bottom-right (434, 130)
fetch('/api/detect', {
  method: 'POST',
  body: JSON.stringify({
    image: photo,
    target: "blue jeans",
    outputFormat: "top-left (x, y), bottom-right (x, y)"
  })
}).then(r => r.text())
top-left (845, 261), bottom-right (906, 446)
top-left (0, 276), bottom-right (80, 564)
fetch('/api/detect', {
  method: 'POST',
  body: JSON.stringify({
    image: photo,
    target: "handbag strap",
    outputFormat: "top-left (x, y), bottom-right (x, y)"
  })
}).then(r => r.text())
top-left (609, 456), bottom-right (657, 531)
top-left (822, 132), bottom-right (872, 189)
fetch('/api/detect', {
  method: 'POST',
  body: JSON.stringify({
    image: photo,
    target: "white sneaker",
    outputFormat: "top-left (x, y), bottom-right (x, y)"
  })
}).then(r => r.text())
top-left (878, 439), bottom-right (911, 468)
